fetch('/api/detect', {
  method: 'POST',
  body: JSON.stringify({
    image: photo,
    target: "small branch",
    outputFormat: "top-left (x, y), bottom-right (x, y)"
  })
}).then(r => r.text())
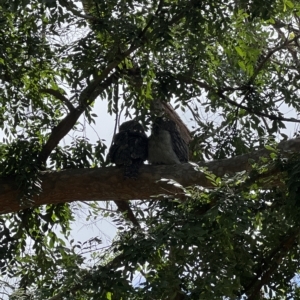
top-left (134, 0), bottom-right (164, 42)
top-left (79, 2), bottom-right (166, 106)
top-left (250, 33), bottom-right (300, 83)
top-left (245, 229), bottom-right (300, 300)
top-left (168, 5), bottom-right (188, 27)
top-left (39, 108), bottom-right (83, 164)
top-left (261, 116), bottom-right (272, 133)
top-left (68, 8), bottom-right (96, 20)
top-left (250, 42), bottom-right (288, 83)
top-left (176, 74), bottom-right (300, 124)
top-left (176, 74), bottom-right (213, 91)
top-left (40, 88), bottom-right (75, 112)
top-left (114, 201), bottom-right (140, 227)
top-left (273, 24), bottom-right (300, 68)
top-left (217, 92), bottom-right (300, 124)
top-left (60, 0), bottom-right (97, 20)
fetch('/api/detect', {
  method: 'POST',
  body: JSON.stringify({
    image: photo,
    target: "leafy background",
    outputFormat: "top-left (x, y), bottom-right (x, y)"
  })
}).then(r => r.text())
top-left (1, 0), bottom-right (300, 299)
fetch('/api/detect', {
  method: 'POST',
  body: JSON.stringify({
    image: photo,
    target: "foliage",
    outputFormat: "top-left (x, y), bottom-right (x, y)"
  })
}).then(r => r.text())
top-left (0, 0), bottom-right (300, 299)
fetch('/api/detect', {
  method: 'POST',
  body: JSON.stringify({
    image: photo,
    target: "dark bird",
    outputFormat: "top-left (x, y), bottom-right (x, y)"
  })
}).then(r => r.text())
top-left (108, 120), bottom-right (148, 227)
top-left (108, 120), bottom-right (148, 178)
top-left (148, 117), bottom-right (188, 165)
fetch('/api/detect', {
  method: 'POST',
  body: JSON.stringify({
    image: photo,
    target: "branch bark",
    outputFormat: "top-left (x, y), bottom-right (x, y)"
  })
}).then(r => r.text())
top-left (1, 138), bottom-right (299, 215)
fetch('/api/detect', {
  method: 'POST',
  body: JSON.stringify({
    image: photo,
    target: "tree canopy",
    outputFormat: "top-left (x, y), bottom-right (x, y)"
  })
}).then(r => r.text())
top-left (1, 0), bottom-right (300, 299)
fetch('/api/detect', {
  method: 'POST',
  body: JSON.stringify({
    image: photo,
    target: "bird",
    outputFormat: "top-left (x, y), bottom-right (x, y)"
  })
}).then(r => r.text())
top-left (148, 117), bottom-right (189, 165)
top-left (108, 120), bottom-right (148, 227)
top-left (108, 120), bottom-right (148, 178)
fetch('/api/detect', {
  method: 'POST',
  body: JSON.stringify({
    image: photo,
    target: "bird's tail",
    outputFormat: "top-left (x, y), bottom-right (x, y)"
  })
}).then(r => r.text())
top-left (124, 161), bottom-right (142, 179)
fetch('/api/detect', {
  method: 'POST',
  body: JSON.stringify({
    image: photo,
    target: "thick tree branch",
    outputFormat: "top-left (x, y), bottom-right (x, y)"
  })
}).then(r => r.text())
top-left (2, 138), bottom-right (300, 215)
top-left (38, 108), bottom-right (83, 164)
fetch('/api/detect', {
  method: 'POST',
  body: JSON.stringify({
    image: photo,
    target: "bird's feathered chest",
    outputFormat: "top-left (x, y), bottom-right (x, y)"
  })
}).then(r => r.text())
top-left (148, 129), bottom-right (188, 164)
top-left (109, 130), bottom-right (148, 166)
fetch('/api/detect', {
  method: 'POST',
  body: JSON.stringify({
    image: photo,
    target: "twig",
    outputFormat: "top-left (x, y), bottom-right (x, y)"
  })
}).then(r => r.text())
top-left (244, 229), bottom-right (300, 300)
top-left (176, 74), bottom-right (300, 124)
top-left (40, 88), bottom-right (75, 112)
top-left (60, 0), bottom-right (97, 21)
top-left (251, 33), bottom-right (300, 84)
top-left (218, 92), bottom-right (300, 124)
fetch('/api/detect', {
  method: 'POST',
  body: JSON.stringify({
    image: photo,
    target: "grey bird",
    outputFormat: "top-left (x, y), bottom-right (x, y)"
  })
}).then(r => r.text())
top-left (148, 117), bottom-right (188, 165)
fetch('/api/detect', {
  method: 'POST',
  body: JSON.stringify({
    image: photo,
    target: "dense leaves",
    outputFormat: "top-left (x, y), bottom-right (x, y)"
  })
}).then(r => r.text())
top-left (1, 0), bottom-right (300, 299)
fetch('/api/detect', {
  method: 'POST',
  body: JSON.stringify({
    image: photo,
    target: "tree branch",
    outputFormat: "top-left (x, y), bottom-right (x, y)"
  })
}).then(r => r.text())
top-left (60, 0), bottom-right (97, 20)
top-left (40, 88), bottom-right (75, 112)
top-left (3, 138), bottom-right (300, 215)
top-left (38, 108), bottom-right (83, 164)
top-left (217, 91), bottom-right (300, 123)
top-left (176, 74), bottom-right (300, 124)
top-left (245, 229), bottom-right (300, 300)
top-left (249, 36), bottom-right (294, 83)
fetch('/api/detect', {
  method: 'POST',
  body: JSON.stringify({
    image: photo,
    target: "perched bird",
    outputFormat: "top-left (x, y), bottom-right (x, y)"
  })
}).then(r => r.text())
top-left (148, 117), bottom-right (189, 165)
top-left (108, 120), bottom-right (148, 178)
top-left (108, 120), bottom-right (148, 227)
